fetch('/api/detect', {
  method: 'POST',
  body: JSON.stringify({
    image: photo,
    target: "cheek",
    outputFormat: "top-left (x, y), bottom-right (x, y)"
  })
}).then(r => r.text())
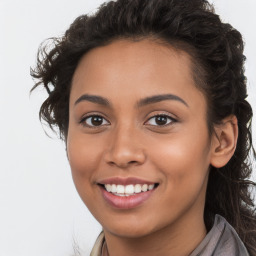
top-left (67, 133), bottom-right (104, 198)
top-left (146, 133), bottom-right (211, 221)
top-left (68, 131), bottom-right (103, 169)
top-left (148, 128), bottom-right (211, 189)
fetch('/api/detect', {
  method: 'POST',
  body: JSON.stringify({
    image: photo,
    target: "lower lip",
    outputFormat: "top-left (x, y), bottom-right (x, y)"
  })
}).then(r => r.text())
top-left (99, 186), bottom-right (156, 209)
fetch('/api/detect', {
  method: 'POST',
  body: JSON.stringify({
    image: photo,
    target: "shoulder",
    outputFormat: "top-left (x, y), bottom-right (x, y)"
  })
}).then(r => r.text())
top-left (190, 214), bottom-right (249, 256)
top-left (90, 216), bottom-right (249, 256)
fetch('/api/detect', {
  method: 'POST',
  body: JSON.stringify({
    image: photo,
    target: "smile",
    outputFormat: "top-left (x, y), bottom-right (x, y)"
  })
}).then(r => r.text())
top-left (104, 183), bottom-right (156, 196)
top-left (97, 178), bottom-right (159, 209)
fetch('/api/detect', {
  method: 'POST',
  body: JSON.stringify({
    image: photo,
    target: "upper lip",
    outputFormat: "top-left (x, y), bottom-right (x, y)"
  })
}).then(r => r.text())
top-left (97, 177), bottom-right (158, 185)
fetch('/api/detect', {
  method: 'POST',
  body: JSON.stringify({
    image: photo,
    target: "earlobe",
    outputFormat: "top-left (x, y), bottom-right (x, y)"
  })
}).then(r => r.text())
top-left (210, 115), bottom-right (238, 168)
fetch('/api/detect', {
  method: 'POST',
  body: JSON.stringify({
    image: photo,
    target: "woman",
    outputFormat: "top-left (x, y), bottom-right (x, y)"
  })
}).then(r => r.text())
top-left (31, 0), bottom-right (256, 255)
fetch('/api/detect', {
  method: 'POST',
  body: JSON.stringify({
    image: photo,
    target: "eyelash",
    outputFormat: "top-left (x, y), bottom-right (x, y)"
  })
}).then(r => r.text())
top-left (79, 113), bottom-right (177, 128)
top-left (79, 114), bottom-right (110, 128)
top-left (145, 114), bottom-right (177, 127)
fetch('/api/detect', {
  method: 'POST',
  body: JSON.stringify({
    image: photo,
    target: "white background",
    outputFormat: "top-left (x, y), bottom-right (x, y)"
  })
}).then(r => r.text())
top-left (0, 0), bottom-right (255, 255)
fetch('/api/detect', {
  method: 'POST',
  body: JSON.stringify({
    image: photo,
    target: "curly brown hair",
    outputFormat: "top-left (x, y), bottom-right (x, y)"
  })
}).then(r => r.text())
top-left (31, 0), bottom-right (256, 254)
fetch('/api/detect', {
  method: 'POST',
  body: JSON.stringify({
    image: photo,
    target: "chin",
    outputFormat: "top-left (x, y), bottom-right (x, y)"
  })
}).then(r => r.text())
top-left (105, 225), bottom-right (156, 239)
top-left (100, 214), bottom-right (165, 239)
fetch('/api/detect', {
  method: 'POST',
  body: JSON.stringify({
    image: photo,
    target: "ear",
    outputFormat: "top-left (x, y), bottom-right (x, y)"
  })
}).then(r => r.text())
top-left (210, 115), bottom-right (238, 168)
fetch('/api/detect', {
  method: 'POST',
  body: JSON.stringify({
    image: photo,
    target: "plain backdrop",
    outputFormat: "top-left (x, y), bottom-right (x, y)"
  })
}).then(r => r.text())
top-left (0, 0), bottom-right (255, 255)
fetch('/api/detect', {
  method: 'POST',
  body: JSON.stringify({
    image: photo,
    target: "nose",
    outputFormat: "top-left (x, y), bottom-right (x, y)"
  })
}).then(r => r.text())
top-left (104, 125), bottom-right (146, 169)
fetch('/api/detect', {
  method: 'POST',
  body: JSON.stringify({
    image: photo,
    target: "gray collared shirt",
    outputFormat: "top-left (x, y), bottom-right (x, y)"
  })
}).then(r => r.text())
top-left (90, 214), bottom-right (249, 256)
top-left (190, 214), bottom-right (249, 256)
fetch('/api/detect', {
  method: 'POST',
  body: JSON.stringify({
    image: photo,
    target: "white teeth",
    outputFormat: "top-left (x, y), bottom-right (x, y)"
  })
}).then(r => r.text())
top-left (104, 183), bottom-right (156, 195)
top-left (106, 184), bottom-right (112, 192)
top-left (111, 184), bottom-right (117, 193)
top-left (142, 184), bottom-right (148, 192)
top-left (116, 185), bottom-right (125, 194)
top-left (148, 184), bottom-right (154, 190)
top-left (125, 184), bottom-right (134, 194)
top-left (134, 184), bottom-right (142, 193)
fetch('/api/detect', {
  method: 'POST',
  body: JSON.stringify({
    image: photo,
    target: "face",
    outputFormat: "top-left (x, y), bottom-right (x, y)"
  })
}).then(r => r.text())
top-left (67, 39), bottom-right (214, 238)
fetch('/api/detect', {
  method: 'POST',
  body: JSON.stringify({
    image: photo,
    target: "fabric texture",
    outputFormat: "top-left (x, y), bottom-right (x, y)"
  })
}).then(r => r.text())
top-left (90, 214), bottom-right (249, 256)
top-left (189, 215), bottom-right (249, 256)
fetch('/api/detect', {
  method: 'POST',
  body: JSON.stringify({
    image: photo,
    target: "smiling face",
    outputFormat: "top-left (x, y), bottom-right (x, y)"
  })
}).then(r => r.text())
top-left (67, 39), bottom-right (214, 239)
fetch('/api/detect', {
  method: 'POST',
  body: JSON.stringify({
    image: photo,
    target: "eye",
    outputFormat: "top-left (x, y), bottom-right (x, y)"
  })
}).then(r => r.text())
top-left (145, 114), bottom-right (176, 126)
top-left (80, 115), bottom-right (110, 127)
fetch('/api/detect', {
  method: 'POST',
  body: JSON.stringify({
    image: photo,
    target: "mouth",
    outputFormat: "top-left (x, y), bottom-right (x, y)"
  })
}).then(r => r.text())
top-left (97, 178), bottom-right (159, 209)
top-left (98, 183), bottom-right (159, 197)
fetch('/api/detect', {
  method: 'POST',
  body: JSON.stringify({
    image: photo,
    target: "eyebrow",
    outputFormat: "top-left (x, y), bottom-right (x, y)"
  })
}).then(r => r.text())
top-left (137, 94), bottom-right (189, 108)
top-left (74, 94), bottom-right (111, 107)
top-left (74, 93), bottom-right (188, 108)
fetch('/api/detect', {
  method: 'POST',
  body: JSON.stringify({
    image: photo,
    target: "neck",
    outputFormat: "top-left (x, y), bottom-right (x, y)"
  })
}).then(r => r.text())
top-left (103, 211), bottom-right (207, 256)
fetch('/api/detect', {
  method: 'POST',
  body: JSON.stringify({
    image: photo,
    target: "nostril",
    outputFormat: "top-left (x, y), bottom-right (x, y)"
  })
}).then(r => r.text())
top-left (104, 143), bottom-right (146, 168)
top-left (128, 160), bottom-right (138, 164)
top-left (107, 160), bottom-right (140, 168)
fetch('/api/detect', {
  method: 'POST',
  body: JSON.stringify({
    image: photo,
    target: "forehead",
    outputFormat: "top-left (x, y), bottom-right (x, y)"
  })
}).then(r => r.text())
top-left (72, 39), bottom-right (194, 84)
top-left (70, 39), bottom-right (205, 110)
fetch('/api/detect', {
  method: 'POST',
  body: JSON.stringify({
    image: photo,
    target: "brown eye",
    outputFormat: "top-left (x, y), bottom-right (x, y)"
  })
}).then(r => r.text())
top-left (155, 116), bottom-right (168, 125)
top-left (81, 115), bottom-right (109, 127)
top-left (146, 115), bottom-right (176, 126)
top-left (91, 116), bottom-right (103, 126)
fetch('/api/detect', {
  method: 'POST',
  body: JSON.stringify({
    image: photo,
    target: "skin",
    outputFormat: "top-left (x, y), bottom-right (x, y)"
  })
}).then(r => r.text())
top-left (67, 39), bottom-right (237, 256)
